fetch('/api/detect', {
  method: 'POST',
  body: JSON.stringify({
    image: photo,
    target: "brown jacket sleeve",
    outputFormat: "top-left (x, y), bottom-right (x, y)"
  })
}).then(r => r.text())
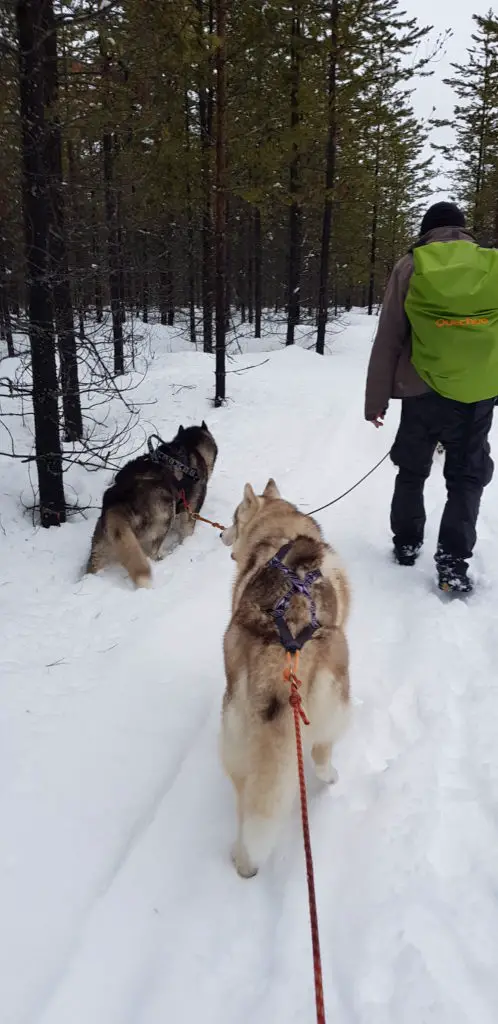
top-left (364, 255), bottom-right (413, 420)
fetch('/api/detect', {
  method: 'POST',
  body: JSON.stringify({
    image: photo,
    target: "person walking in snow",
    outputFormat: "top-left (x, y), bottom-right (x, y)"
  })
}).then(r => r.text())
top-left (365, 201), bottom-right (498, 594)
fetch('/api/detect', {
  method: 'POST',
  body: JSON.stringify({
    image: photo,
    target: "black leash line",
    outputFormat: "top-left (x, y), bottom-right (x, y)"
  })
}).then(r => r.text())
top-left (307, 451), bottom-right (391, 516)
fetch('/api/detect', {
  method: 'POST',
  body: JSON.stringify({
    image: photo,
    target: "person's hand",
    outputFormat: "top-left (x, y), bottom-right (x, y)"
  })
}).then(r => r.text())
top-left (370, 414), bottom-right (385, 428)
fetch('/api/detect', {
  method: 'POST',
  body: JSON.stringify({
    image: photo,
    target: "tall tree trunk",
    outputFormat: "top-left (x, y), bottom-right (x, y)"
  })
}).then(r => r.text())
top-left (15, 0), bottom-right (66, 526)
top-left (67, 141), bottom-right (85, 344)
top-left (160, 219), bottom-right (174, 326)
top-left (166, 218), bottom-right (174, 326)
top-left (187, 229), bottom-right (196, 343)
top-left (367, 121), bottom-right (381, 316)
top-left (197, 0), bottom-right (214, 353)
top-left (125, 260), bottom-right (134, 318)
top-left (91, 191), bottom-right (103, 322)
top-left (185, 90), bottom-right (196, 345)
top-left (61, 33), bottom-right (86, 355)
top-left (253, 0), bottom-right (264, 341)
top-left (117, 184), bottom-right (126, 324)
top-left (286, 5), bottom-right (302, 346)
top-left (142, 232), bottom-right (149, 323)
top-left (224, 196), bottom-right (231, 333)
top-left (214, 0), bottom-right (227, 405)
top-left (160, 230), bottom-right (167, 325)
top-left (100, 35), bottom-right (124, 374)
top-left (236, 221), bottom-right (245, 323)
top-left (111, 133), bottom-right (126, 325)
top-left (43, 0), bottom-right (83, 441)
top-left (126, 183), bottom-right (137, 318)
top-left (254, 207), bottom-right (262, 339)
top-left (316, 0), bottom-right (339, 355)
top-left (12, 287), bottom-right (20, 319)
top-left (247, 212), bottom-right (254, 325)
top-left (103, 123), bottom-right (124, 372)
top-left (0, 241), bottom-right (14, 357)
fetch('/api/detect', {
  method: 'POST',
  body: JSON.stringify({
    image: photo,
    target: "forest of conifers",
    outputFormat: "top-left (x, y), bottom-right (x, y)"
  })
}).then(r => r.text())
top-left (0, 2), bottom-right (497, 524)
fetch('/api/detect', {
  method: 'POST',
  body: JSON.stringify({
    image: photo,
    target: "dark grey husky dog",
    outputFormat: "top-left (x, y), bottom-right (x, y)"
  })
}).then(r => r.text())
top-left (86, 422), bottom-right (218, 587)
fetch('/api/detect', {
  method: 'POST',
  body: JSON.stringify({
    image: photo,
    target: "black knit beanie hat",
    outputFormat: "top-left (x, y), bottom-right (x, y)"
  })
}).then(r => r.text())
top-left (420, 202), bottom-right (466, 236)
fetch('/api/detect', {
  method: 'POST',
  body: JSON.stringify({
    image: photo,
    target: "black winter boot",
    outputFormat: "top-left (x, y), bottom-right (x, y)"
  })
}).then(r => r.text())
top-left (393, 541), bottom-right (422, 567)
top-left (436, 552), bottom-right (473, 594)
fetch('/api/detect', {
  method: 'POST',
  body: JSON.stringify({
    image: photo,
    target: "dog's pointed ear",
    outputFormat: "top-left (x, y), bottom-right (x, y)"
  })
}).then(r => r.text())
top-left (201, 419), bottom-right (208, 431)
top-left (262, 478), bottom-right (280, 500)
top-left (242, 482), bottom-right (258, 509)
top-left (178, 424), bottom-right (184, 436)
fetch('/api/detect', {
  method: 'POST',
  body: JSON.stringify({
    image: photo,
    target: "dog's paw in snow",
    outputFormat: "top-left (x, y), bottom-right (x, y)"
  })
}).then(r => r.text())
top-left (312, 742), bottom-right (339, 784)
top-left (315, 762), bottom-right (339, 785)
top-left (231, 841), bottom-right (259, 879)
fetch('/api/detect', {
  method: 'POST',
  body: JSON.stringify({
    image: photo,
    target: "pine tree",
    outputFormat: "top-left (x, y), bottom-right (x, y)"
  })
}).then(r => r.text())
top-left (214, 0), bottom-right (228, 404)
top-left (434, 12), bottom-right (498, 242)
top-left (286, 3), bottom-right (303, 345)
top-left (15, 0), bottom-right (66, 526)
top-left (316, 0), bottom-right (339, 354)
top-left (196, 0), bottom-right (215, 352)
top-left (43, 0), bottom-right (83, 440)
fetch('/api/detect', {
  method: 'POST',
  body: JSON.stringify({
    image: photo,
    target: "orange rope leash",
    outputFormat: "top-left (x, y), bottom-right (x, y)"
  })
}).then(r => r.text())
top-left (284, 651), bottom-right (326, 1024)
top-left (179, 489), bottom-right (226, 532)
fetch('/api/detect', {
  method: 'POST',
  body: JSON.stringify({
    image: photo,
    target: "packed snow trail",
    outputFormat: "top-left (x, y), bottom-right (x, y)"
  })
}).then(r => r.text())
top-left (1, 313), bottom-right (497, 1024)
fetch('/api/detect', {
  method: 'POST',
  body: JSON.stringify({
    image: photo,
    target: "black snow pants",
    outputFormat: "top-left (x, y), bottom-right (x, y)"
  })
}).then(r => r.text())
top-left (390, 393), bottom-right (495, 563)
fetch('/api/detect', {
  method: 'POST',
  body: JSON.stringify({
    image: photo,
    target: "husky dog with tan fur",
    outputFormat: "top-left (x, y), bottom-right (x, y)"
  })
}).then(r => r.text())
top-left (87, 422), bottom-right (218, 588)
top-left (221, 478), bottom-right (351, 878)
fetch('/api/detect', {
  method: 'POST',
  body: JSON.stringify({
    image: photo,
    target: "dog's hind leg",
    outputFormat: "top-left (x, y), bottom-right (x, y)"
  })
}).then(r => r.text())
top-left (105, 508), bottom-right (151, 587)
top-left (86, 520), bottom-right (111, 575)
top-left (231, 738), bottom-right (296, 878)
top-left (220, 699), bottom-right (251, 866)
top-left (310, 670), bottom-right (351, 785)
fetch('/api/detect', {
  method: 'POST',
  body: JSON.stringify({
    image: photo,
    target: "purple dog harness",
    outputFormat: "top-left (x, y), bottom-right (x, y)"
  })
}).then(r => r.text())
top-left (268, 542), bottom-right (322, 653)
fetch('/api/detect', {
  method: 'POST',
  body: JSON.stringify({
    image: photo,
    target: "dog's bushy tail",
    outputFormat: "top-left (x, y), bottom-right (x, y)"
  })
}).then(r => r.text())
top-left (105, 508), bottom-right (151, 588)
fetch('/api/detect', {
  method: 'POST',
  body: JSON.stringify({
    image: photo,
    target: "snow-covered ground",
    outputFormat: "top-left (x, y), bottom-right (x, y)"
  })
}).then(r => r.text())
top-left (1, 311), bottom-right (498, 1024)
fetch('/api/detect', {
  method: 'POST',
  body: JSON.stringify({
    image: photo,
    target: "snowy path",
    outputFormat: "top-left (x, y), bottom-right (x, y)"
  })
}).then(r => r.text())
top-left (1, 314), bottom-right (498, 1024)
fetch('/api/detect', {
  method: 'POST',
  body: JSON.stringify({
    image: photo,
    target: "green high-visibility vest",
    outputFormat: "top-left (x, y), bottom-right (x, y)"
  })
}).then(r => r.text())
top-left (405, 239), bottom-right (498, 402)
